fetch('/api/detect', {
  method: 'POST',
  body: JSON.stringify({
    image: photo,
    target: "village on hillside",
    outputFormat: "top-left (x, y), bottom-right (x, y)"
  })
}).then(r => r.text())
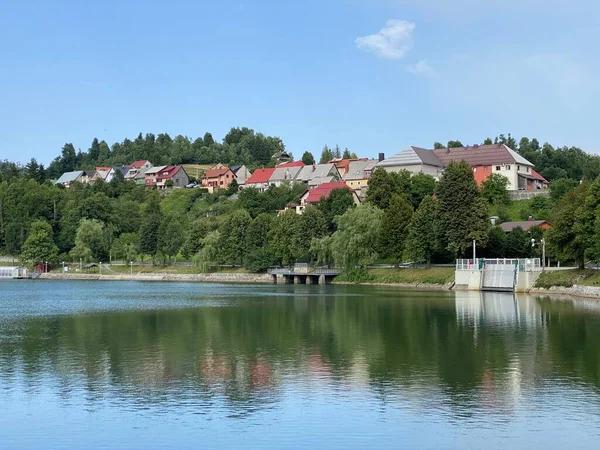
top-left (53, 143), bottom-right (549, 216)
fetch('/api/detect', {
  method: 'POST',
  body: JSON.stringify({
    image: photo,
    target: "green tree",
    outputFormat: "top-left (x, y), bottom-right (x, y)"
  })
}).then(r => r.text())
top-left (330, 204), bottom-right (383, 269)
top-left (574, 177), bottom-right (600, 262)
top-left (366, 168), bottom-right (411, 210)
top-left (380, 195), bottom-right (413, 264)
top-left (342, 148), bottom-right (351, 159)
top-left (447, 140), bottom-right (464, 148)
top-left (157, 218), bottom-right (185, 264)
top-left (409, 173), bottom-right (436, 207)
top-left (481, 173), bottom-right (510, 205)
top-left (546, 181), bottom-right (588, 269)
top-left (405, 196), bottom-right (442, 266)
top-left (138, 195), bottom-right (162, 259)
top-left (268, 210), bottom-right (301, 266)
top-left (301, 151), bottom-right (315, 165)
top-left (193, 230), bottom-right (221, 272)
top-left (433, 142), bottom-right (444, 149)
top-left (21, 220), bottom-right (58, 265)
top-left (436, 161), bottom-right (489, 256)
top-left (243, 213), bottom-right (275, 272)
top-left (319, 146), bottom-right (334, 164)
top-left (182, 220), bottom-right (210, 258)
top-left (70, 219), bottom-right (106, 262)
top-left (318, 188), bottom-right (355, 232)
top-left (504, 227), bottom-right (531, 257)
top-left (219, 209), bottom-right (252, 265)
top-left (550, 178), bottom-right (578, 201)
top-left (482, 226), bottom-right (506, 258)
top-left (111, 232), bottom-right (139, 262)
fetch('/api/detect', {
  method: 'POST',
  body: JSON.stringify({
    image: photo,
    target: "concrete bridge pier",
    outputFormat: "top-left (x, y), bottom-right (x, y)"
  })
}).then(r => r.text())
top-left (294, 275), bottom-right (306, 284)
top-left (318, 275), bottom-right (326, 285)
top-left (306, 276), bottom-right (314, 285)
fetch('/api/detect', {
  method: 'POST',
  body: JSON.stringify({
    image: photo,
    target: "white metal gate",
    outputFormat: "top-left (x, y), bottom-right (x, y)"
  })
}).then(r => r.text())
top-left (481, 263), bottom-right (517, 292)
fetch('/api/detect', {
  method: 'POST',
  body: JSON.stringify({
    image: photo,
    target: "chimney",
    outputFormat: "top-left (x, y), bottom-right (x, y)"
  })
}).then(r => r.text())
top-left (378, 153), bottom-right (385, 162)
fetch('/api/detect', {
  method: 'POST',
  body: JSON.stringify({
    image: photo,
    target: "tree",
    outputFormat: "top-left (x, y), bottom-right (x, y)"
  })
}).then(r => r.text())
top-left (447, 140), bottom-right (464, 148)
top-left (366, 168), bottom-right (410, 210)
top-left (482, 226), bottom-right (506, 258)
top-left (318, 188), bottom-right (355, 232)
top-left (157, 218), bottom-right (185, 264)
top-left (481, 173), bottom-right (510, 205)
top-left (301, 151), bottom-right (315, 165)
top-left (70, 219), bottom-right (106, 262)
top-left (182, 220), bottom-right (210, 258)
top-left (483, 137), bottom-right (493, 145)
top-left (296, 206), bottom-right (328, 258)
top-left (319, 146), bottom-right (334, 164)
top-left (268, 210), bottom-right (302, 266)
top-left (111, 232), bottom-right (139, 262)
top-left (546, 181), bottom-right (588, 269)
top-left (433, 142), bottom-right (444, 149)
top-left (60, 143), bottom-right (77, 173)
top-left (405, 196), bottom-right (442, 266)
top-left (139, 195), bottom-right (162, 259)
top-left (574, 176), bottom-right (600, 262)
top-left (193, 230), bottom-right (221, 272)
top-left (409, 173), bottom-right (436, 207)
top-left (21, 220), bottom-right (58, 265)
top-left (243, 213), bottom-right (275, 272)
top-left (330, 204), bottom-right (383, 269)
top-left (342, 148), bottom-right (351, 159)
top-left (380, 195), bottom-right (413, 264)
top-left (550, 178), bottom-right (578, 201)
top-left (436, 161), bottom-right (489, 256)
top-left (504, 227), bottom-right (531, 257)
top-left (219, 209), bottom-right (252, 265)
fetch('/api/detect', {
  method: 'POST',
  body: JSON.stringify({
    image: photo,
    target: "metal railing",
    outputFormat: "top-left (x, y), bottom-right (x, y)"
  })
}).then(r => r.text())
top-left (456, 258), bottom-right (541, 272)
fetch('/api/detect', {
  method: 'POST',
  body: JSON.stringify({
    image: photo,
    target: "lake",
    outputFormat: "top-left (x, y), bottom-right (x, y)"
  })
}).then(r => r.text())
top-left (1, 281), bottom-right (600, 449)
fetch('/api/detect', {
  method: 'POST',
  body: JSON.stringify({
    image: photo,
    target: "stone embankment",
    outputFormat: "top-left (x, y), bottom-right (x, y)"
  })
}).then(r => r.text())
top-left (528, 284), bottom-right (600, 300)
top-left (39, 272), bottom-right (272, 284)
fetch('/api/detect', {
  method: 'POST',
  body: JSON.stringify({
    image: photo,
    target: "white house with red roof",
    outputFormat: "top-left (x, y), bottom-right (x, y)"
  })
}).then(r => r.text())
top-left (377, 144), bottom-right (546, 191)
top-left (294, 181), bottom-right (360, 214)
top-left (243, 167), bottom-right (277, 192)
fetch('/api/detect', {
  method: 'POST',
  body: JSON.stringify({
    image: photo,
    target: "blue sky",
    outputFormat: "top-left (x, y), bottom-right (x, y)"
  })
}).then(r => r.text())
top-left (1, 0), bottom-right (599, 164)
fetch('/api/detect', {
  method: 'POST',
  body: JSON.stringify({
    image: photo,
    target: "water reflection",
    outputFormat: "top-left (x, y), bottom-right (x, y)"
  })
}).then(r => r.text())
top-left (1, 282), bottom-right (600, 423)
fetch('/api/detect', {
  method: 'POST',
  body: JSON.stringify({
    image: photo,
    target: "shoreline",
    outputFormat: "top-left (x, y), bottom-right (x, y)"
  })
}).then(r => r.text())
top-left (38, 272), bottom-right (273, 284)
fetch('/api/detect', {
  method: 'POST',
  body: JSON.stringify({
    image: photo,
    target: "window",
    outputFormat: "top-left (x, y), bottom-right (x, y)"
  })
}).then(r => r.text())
top-left (496, 166), bottom-right (501, 171)
top-left (527, 167), bottom-right (530, 172)
top-left (505, 165), bottom-right (511, 170)
top-left (220, 181), bottom-right (223, 185)
top-left (484, 167), bottom-right (489, 172)
top-left (518, 165), bottom-right (521, 171)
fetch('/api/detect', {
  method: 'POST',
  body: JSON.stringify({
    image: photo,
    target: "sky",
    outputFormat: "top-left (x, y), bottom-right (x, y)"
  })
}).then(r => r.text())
top-left (1, 0), bottom-right (599, 164)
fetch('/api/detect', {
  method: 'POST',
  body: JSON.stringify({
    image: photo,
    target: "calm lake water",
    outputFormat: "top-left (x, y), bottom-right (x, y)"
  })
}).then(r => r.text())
top-left (1, 281), bottom-right (600, 449)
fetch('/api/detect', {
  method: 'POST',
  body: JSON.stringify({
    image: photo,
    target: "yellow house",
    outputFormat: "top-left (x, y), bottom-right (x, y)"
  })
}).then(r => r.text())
top-left (343, 160), bottom-right (378, 192)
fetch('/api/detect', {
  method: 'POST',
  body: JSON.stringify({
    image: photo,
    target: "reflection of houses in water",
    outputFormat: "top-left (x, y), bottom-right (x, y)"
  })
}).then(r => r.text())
top-left (455, 292), bottom-right (545, 329)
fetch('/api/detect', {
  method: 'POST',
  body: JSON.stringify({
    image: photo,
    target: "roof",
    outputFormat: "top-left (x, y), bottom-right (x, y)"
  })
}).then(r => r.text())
top-left (498, 220), bottom-right (550, 232)
top-left (56, 171), bottom-right (84, 184)
top-left (376, 146), bottom-right (444, 169)
top-left (156, 166), bottom-right (184, 180)
top-left (145, 165), bottom-right (168, 175)
top-left (269, 165), bottom-right (303, 182)
top-left (531, 169), bottom-right (549, 183)
top-left (203, 167), bottom-right (233, 179)
top-left (296, 163), bottom-right (338, 182)
top-left (330, 158), bottom-right (367, 171)
top-left (231, 165), bottom-right (242, 173)
top-left (130, 160), bottom-right (150, 169)
top-left (432, 144), bottom-right (534, 167)
top-left (343, 160), bottom-right (379, 180)
top-left (95, 166), bottom-right (111, 172)
top-left (112, 166), bottom-right (130, 176)
top-left (304, 181), bottom-right (354, 204)
top-left (277, 161), bottom-right (305, 168)
top-left (245, 167), bottom-right (276, 184)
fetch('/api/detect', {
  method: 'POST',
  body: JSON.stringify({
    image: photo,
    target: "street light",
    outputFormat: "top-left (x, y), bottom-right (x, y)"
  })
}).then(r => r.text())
top-left (62, 261), bottom-right (65, 272)
top-left (130, 261), bottom-right (133, 275)
top-left (531, 238), bottom-right (546, 269)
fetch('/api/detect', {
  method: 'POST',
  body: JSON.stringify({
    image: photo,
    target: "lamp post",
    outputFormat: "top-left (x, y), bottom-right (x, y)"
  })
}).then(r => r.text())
top-left (62, 261), bottom-right (65, 272)
top-left (130, 261), bottom-right (133, 275)
top-left (99, 262), bottom-right (102, 274)
top-left (45, 261), bottom-right (48, 273)
top-left (531, 238), bottom-right (546, 270)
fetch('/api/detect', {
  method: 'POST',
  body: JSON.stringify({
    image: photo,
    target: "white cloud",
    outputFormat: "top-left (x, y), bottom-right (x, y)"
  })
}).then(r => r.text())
top-left (355, 20), bottom-right (415, 60)
top-left (408, 60), bottom-right (437, 78)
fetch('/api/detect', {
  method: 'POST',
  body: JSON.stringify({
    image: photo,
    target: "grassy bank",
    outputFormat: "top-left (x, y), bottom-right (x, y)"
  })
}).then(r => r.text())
top-left (535, 269), bottom-right (600, 289)
top-left (334, 267), bottom-right (455, 285)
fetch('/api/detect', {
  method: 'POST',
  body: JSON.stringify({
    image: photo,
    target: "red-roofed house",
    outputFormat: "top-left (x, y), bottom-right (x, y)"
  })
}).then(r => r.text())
top-left (145, 165), bottom-right (189, 189)
top-left (124, 160), bottom-right (153, 183)
top-left (294, 181), bottom-right (360, 214)
top-left (277, 161), bottom-right (305, 168)
top-left (243, 168), bottom-right (277, 192)
top-left (127, 160), bottom-right (152, 170)
top-left (201, 167), bottom-right (236, 192)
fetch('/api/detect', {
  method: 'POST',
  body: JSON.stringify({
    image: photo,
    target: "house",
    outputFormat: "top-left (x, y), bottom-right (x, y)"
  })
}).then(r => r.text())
top-left (124, 160), bottom-right (153, 183)
top-left (378, 144), bottom-right (539, 191)
top-left (56, 170), bottom-right (99, 187)
top-left (295, 163), bottom-right (341, 189)
top-left (201, 167), bottom-right (236, 192)
top-left (375, 146), bottom-right (445, 179)
top-left (294, 181), bottom-right (361, 214)
top-left (343, 159), bottom-right (378, 194)
top-left (145, 165), bottom-right (189, 188)
top-left (243, 168), bottom-right (277, 192)
top-left (329, 158), bottom-right (368, 177)
top-left (268, 165), bottom-right (304, 187)
top-left (105, 166), bottom-right (130, 183)
top-left (498, 219), bottom-right (551, 233)
top-left (273, 151), bottom-right (293, 164)
top-left (231, 165), bottom-right (251, 184)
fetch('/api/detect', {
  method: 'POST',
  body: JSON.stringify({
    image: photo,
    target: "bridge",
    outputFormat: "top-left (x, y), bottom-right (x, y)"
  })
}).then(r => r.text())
top-left (267, 264), bottom-right (341, 285)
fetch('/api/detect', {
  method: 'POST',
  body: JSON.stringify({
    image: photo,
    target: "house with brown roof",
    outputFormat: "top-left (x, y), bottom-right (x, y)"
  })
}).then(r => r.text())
top-left (378, 144), bottom-right (542, 191)
top-left (498, 219), bottom-right (551, 233)
top-left (201, 167), bottom-right (236, 192)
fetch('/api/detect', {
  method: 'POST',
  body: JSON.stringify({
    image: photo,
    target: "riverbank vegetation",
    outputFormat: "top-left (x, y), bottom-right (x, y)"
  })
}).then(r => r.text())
top-left (335, 267), bottom-right (455, 285)
top-left (535, 270), bottom-right (600, 289)
top-left (1, 130), bottom-right (599, 274)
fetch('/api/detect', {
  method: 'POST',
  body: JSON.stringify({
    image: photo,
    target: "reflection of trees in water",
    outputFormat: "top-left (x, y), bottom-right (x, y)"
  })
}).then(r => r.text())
top-left (1, 289), bottom-right (600, 413)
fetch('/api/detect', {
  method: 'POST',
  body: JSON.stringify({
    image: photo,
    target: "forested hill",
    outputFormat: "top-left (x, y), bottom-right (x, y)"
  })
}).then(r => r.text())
top-left (435, 134), bottom-right (600, 182)
top-left (41, 127), bottom-right (288, 179)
